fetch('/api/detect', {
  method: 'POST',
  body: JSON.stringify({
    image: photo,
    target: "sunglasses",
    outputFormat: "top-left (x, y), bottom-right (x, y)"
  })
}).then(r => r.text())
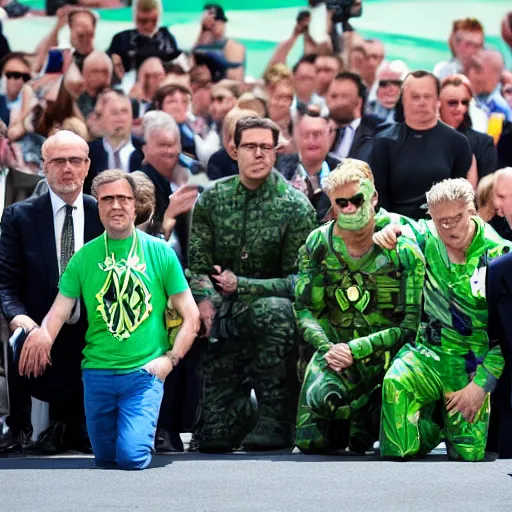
top-left (446, 99), bottom-right (470, 107)
top-left (5, 71), bottom-right (31, 82)
top-left (379, 79), bottom-right (402, 88)
top-left (335, 193), bottom-right (365, 209)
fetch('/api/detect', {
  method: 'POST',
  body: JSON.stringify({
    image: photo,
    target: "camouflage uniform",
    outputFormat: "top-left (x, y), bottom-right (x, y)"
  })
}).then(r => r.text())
top-left (381, 217), bottom-right (511, 461)
top-left (294, 217), bottom-right (425, 454)
top-left (187, 170), bottom-right (316, 452)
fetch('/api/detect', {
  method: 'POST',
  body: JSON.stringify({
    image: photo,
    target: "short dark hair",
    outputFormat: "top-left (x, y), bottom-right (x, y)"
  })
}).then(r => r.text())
top-left (403, 70), bottom-right (440, 96)
top-left (234, 117), bottom-right (280, 148)
top-left (333, 71), bottom-right (367, 103)
top-left (0, 52), bottom-right (31, 75)
top-left (68, 9), bottom-right (97, 28)
top-left (292, 53), bottom-right (317, 74)
top-left (153, 83), bottom-right (192, 109)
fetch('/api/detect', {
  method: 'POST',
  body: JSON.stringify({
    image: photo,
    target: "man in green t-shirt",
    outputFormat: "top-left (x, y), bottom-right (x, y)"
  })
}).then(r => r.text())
top-left (19, 170), bottom-right (200, 470)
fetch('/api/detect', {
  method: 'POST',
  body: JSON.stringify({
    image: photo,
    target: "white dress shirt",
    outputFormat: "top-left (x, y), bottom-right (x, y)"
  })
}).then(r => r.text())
top-left (49, 188), bottom-right (85, 274)
top-left (103, 138), bottom-right (135, 173)
top-left (333, 117), bottom-right (362, 159)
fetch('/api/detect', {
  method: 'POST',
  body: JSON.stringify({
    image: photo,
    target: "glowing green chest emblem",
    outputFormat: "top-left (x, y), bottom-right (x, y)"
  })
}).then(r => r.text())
top-left (96, 232), bottom-right (153, 341)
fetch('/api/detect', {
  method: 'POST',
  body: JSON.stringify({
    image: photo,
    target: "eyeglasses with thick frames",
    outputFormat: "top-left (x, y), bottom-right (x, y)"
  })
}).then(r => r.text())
top-left (446, 99), bottom-right (470, 107)
top-left (98, 195), bottom-right (135, 206)
top-left (335, 193), bottom-right (365, 209)
top-left (238, 143), bottom-right (276, 154)
top-left (379, 79), bottom-right (402, 88)
top-left (47, 157), bottom-right (88, 168)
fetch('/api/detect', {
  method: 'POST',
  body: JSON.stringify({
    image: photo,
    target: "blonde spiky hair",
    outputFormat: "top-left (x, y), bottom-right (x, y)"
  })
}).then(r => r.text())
top-left (323, 159), bottom-right (374, 195)
top-left (426, 178), bottom-right (475, 209)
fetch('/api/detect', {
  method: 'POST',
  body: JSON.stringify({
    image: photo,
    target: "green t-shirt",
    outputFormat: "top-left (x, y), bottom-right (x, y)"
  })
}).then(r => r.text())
top-left (59, 230), bottom-right (189, 370)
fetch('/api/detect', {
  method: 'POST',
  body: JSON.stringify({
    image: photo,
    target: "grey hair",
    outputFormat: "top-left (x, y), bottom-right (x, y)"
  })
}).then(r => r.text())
top-left (41, 130), bottom-right (89, 161)
top-left (426, 178), bottom-right (475, 208)
top-left (142, 110), bottom-right (180, 144)
top-left (82, 51), bottom-right (113, 74)
top-left (91, 169), bottom-right (137, 199)
top-left (376, 60), bottom-right (409, 81)
top-left (494, 167), bottom-right (512, 181)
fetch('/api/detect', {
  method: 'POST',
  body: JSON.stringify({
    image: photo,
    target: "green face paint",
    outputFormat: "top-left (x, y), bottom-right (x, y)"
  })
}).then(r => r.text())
top-left (336, 179), bottom-right (375, 231)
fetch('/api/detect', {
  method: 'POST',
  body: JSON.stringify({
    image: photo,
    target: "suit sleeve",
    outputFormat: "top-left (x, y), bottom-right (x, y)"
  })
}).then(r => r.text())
top-left (0, 207), bottom-right (29, 321)
top-left (473, 251), bottom-right (509, 392)
top-left (369, 136), bottom-right (390, 211)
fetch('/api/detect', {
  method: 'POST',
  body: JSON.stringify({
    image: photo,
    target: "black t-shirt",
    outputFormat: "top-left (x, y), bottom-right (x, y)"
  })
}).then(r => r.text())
top-left (107, 27), bottom-right (180, 73)
top-left (369, 121), bottom-right (473, 219)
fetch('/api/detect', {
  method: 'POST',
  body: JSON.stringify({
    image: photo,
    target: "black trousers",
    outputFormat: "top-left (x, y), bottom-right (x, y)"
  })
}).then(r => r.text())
top-left (157, 339), bottom-right (202, 433)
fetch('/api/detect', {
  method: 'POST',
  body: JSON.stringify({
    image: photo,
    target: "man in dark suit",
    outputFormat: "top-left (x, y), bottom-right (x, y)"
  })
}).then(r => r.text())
top-left (487, 167), bottom-right (512, 458)
top-left (0, 130), bottom-right (104, 454)
top-left (140, 111), bottom-right (199, 452)
top-left (85, 90), bottom-right (143, 194)
top-left (276, 111), bottom-right (341, 224)
top-left (326, 71), bottom-right (390, 163)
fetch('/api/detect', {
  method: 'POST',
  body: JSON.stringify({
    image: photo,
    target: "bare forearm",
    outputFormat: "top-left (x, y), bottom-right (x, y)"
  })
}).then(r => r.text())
top-left (169, 315), bottom-right (200, 360)
top-left (40, 294), bottom-right (76, 345)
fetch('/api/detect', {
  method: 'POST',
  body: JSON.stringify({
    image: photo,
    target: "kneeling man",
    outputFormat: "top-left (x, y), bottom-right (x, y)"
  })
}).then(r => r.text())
top-left (19, 170), bottom-right (200, 470)
top-left (295, 159), bottom-right (425, 454)
top-left (376, 178), bottom-right (511, 461)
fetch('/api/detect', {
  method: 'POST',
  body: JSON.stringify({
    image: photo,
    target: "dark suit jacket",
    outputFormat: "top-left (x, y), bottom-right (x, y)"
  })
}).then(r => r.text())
top-left (139, 163), bottom-right (191, 266)
top-left (487, 252), bottom-right (512, 458)
top-left (0, 193), bottom-right (104, 401)
top-left (275, 153), bottom-right (342, 224)
top-left (331, 115), bottom-right (392, 163)
top-left (84, 137), bottom-right (144, 194)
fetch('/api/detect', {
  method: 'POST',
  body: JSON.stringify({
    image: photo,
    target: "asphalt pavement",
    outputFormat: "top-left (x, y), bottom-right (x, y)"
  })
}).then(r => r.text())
top-left (0, 443), bottom-right (511, 512)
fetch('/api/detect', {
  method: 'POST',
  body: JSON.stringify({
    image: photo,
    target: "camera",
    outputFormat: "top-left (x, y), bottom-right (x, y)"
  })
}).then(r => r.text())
top-left (325, 0), bottom-right (363, 23)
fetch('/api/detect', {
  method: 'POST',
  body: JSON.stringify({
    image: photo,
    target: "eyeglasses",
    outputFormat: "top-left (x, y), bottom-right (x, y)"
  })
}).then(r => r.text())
top-left (446, 99), bottom-right (470, 107)
top-left (335, 193), bottom-right (365, 209)
top-left (379, 79), bottom-right (402, 88)
top-left (211, 95), bottom-right (229, 102)
top-left (99, 195), bottom-right (135, 206)
top-left (47, 157), bottom-right (88, 168)
top-left (136, 15), bottom-right (158, 25)
top-left (238, 143), bottom-right (275, 154)
top-left (5, 71), bottom-right (31, 82)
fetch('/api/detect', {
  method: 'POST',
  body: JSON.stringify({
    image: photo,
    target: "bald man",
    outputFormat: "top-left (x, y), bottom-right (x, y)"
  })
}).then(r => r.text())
top-left (77, 51), bottom-right (113, 118)
top-left (467, 49), bottom-right (512, 122)
top-left (0, 131), bottom-right (104, 455)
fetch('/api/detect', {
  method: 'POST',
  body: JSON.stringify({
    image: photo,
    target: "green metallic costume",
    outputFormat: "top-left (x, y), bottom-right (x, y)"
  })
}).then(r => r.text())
top-left (187, 170), bottom-right (316, 452)
top-left (294, 215), bottom-right (425, 454)
top-left (380, 216), bottom-right (511, 461)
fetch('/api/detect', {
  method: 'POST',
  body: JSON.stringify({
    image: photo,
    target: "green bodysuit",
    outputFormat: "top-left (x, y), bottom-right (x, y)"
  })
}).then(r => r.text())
top-left (380, 216), bottom-right (511, 461)
top-left (294, 219), bottom-right (425, 453)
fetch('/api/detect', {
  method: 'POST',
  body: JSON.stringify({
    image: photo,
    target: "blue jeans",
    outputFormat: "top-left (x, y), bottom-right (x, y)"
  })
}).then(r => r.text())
top-left (82, 369), bottom-right (164, 470)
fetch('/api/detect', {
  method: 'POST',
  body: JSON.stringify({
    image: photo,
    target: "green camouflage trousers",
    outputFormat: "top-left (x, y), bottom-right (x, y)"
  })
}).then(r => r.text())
top-left (380, 343), bottom-right (491, 461)
top-left (194, 297), bottom-right (298, 452)
top-left (295, 350), bottom-right (386, 454)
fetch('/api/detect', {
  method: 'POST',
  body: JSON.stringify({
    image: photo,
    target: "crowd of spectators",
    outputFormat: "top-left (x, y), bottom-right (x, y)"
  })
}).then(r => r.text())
top-left (0, 0), bottom-right (512, 464)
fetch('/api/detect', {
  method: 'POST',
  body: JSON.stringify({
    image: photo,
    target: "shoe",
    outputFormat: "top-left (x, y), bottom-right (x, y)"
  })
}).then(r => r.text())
top-left (36, 421), bottom-right (70, 455)
top-left (155, 428), bottom-right (184, 453)
top-left (242, 417), bottom-right (294, 451)
top-left (0, 428), bottom-right (33, 455)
